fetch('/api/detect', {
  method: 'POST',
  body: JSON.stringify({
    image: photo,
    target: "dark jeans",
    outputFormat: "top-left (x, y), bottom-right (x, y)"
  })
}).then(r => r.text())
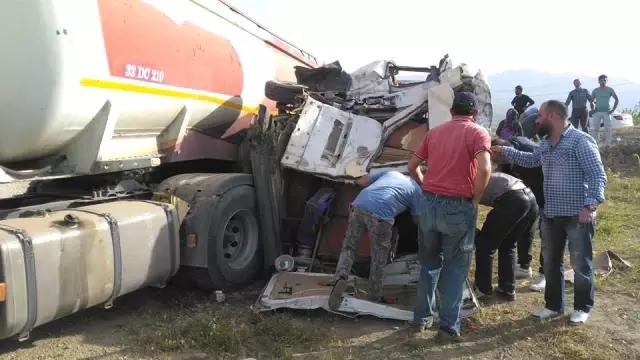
top-left (475, 189), bottom-right (539, 294)
top-left (540, 215), bottom-right (595, 313)
top-left (570, 107), bottom-right (589, 132)
top-left (414, 191), bottom-right (477, 336)
top-left (517, 215), bottom-right (544, 274)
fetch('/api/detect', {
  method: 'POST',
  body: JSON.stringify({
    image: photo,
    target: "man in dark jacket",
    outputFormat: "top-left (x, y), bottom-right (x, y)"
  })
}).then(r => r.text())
top-left (491, 137), bottom-right (546, 291)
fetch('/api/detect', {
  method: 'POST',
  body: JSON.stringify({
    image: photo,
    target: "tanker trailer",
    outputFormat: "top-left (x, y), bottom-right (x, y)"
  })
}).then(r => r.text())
top-left (0, 0), bottom-right (318, 341)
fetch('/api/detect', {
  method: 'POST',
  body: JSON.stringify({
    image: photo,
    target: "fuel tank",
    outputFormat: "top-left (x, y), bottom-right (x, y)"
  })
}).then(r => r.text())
top-left (0, 0), bottom-right (317, 166)
top-left (0, 200), bottom-right (180, 341)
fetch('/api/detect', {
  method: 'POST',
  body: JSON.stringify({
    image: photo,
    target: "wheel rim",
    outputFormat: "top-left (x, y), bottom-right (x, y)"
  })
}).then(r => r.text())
top-left (221, 209), bottom-right (259, 270)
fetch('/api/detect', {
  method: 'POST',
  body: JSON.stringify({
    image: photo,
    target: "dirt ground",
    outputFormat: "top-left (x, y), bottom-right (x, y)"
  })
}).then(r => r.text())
top-left (2, 128), bottom-right (640, 360)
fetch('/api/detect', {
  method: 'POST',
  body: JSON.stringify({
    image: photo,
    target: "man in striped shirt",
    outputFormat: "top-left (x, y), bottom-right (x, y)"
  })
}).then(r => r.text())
top-left (491, 100), bottom-right (606, 325)
top-left (565, 79), bottom-right (593, 132)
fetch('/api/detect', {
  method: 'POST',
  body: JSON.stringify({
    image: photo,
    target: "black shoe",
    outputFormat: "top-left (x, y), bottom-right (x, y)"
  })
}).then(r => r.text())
top-left (435, 329), bottom-right (464, 344)
top-left (328, 278), bottom-right (348, 310)
top-left (494, 287), bottom-right (516, 302)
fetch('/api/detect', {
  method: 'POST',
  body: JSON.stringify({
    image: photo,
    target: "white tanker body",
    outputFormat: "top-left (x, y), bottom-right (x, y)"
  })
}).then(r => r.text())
top-left (0, 0), bottom-right (318, 342)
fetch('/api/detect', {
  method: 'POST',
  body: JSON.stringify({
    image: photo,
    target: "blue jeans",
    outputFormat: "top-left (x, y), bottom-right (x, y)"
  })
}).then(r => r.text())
top-left (540, 214), bottom-right (595, 314)
top-left (413, 191), bottom-right (477, 335)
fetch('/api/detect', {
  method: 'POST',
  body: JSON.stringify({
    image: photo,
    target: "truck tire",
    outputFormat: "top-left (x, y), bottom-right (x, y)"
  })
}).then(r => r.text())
top-left (265, 80), bottom-right (306, 103)
top-left (205, 185), bottom-right (262, 291)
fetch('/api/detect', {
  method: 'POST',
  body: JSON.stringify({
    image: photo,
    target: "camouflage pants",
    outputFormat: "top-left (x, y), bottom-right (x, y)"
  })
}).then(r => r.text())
top-left (334, 205), bottom-right (393, 301)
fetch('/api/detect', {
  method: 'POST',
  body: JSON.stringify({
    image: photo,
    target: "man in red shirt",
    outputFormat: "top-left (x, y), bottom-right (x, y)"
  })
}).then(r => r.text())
top-left (407, 92), bottom-right (492, 343)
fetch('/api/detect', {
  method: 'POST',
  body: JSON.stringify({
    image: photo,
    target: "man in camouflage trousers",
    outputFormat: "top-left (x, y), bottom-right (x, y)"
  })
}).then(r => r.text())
top-left (320, 171), bottom-right (422, 310)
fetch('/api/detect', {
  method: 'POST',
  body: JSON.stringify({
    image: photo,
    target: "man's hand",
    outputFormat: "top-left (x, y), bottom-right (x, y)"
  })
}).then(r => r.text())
top-left (472, 199), bottom-right (480, 209)
top-left (578, 207), bottom-right (597, 223)
top-left (490, 145), bottom-right (504, 154)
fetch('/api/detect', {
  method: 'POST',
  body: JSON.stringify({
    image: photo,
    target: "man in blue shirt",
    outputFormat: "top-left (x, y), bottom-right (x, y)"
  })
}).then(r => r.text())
top-left (320, 171), bottom-right (422, 311)
top-left (491, 100), bottom-right (606, 325)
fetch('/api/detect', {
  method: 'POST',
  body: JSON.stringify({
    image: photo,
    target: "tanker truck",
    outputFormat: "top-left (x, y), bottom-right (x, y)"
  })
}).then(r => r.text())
top-left (0, 0), bottom-right (494, 342)
top-left (0, 0), bottom-right (320, 341)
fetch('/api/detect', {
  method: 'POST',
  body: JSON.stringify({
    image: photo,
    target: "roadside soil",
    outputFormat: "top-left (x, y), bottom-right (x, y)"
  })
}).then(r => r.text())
top-left (1, 128), bottom-right (640, 360)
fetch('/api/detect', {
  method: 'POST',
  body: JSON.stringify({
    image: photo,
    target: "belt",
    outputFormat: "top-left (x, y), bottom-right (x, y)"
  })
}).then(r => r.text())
top-left (497, 187), bottom-right (532, 202)
top-left (422, 190), bottom-right (472, 202)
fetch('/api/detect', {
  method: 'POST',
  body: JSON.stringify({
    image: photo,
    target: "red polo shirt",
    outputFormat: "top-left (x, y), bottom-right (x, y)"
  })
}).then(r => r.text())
top-left (414, 116), bottom-right (491, 198)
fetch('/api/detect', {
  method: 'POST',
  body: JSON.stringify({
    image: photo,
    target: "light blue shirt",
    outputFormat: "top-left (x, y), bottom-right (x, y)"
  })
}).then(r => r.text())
top-left (502, 126), bottom-right (607, 217)
top-left (352, 171), bottom-right (422, 223)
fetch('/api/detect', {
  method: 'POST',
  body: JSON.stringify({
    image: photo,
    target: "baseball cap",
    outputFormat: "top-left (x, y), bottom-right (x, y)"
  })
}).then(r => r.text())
top-left (453, 91), bottom-right (478, 108)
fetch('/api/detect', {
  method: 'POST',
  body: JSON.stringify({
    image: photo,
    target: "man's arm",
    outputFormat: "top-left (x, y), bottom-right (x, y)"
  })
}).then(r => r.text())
top-left (472, 151), bottom-right (491, 208)
top-left (587, 89), bottom-right (595, 110)
top-left (494, 145), bottom-right (543, 168)
top-left (591, 89), bottom-right (597, 110)
top-left (408, 154), bottom-right (424, 185)
top-left (408, 133), bottom-right (429, 185)
top-left (511, 96), bottom-right (517, 106)
top-left (355, 170), bottom-right (387, 187)
top-left (575, 137), bottom-right (607, 207)
top-left (610, 89), bottom-right (619, 113)
top-left (526, 95), bottom-right (535, 107)
top-left (565, 91), bottom-right (572, 107)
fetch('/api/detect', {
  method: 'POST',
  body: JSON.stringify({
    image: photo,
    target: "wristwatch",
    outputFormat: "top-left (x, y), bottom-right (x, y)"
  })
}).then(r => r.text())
top-left (584, 205), bottom-right (597, 212)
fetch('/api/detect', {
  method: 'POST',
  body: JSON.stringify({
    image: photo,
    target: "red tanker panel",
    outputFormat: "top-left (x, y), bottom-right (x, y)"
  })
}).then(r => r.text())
top-left (97, 0), bottom-right (244, 96)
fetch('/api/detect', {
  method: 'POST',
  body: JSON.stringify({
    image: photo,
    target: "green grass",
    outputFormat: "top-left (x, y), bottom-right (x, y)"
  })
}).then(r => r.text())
top-left (139, 172), bottom-right (640, 360)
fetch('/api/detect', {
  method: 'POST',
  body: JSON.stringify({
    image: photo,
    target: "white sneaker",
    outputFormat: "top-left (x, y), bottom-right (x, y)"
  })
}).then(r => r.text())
top-left (569, 310), bottom-right (590, 325)
top-left (516, 266), bottom-right (533, 279)
top-left (532, 308), bottom-right (563, 320)
top-left (529, 274), bottom-right (546, 291)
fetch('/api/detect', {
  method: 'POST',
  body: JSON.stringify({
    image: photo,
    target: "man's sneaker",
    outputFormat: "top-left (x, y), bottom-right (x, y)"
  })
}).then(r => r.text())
top-left (435, 329), bottom-right (464, 344)
top-left (410, 318), bottom-right (433, 334)
top-left (494, 287), bottom-right (516, 302)
top-left (516, 266), bottom-right (533, 279)
top-left (328, 278), bottom-right (348, 311)
top-left (529, 274), bottom-right (546, 292)
top-left (532, 308), bottom-right (563, 320)
top-left (474, 287), bottom-right (490, 300)
top-left (569, 310), bottom-right (590, 325)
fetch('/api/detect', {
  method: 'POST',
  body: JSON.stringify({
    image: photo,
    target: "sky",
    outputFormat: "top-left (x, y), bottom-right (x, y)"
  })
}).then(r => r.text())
top-left (226, 0), bottom-right (640, 82)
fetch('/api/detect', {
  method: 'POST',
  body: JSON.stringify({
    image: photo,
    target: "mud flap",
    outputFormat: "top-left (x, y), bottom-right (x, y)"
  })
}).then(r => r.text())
top-left (255, 255), bottom-right (480, 321)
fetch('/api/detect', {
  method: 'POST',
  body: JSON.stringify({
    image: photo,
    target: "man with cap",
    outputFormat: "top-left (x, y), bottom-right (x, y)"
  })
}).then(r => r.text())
top-left (407, 91), bottom-right (492, 343)
top-left (591, 75), bottom-right (619, 148)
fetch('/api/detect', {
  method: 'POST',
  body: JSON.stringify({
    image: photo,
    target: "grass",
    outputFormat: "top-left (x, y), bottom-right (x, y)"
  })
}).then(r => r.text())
top-left (137, 170), bottom-right (640, 360)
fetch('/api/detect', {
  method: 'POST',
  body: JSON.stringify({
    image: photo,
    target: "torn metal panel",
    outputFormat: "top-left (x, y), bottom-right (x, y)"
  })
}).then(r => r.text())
top-left (280, 97), bottom-right (382, 179)
top-left (256, 257), bottom-right (480, 322)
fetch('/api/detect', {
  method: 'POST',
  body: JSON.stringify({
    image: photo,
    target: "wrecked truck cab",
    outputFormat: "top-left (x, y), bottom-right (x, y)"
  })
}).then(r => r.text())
top-left (253, 55), bottom-right (490, 321)
top-left (280, 57), bottom-right (493, 179)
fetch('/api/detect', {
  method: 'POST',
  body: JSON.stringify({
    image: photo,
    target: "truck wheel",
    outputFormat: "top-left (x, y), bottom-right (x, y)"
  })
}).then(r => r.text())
top-left (265, 80), bottom-right (306, 103)
top-left (206, 185), bottom-right (262, 290)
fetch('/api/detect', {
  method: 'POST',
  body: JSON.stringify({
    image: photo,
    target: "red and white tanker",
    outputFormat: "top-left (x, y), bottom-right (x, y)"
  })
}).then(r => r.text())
top-left (0, 0), bottom-right (319, 342)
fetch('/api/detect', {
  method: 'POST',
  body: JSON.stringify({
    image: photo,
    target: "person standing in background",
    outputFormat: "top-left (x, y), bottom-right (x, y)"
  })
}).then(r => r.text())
top-left (496, 108), bottom-right (524, 139)
top-left (491, 100), bottom-right (606, 325)
top-left (407, 92), bottom-right (491, 343)
top-left (511, 85), bottom-right (535, 116)
top-left (591, 75), bottom-right (619, 148)
top-left (565, 79), bottom-right (594, 132)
